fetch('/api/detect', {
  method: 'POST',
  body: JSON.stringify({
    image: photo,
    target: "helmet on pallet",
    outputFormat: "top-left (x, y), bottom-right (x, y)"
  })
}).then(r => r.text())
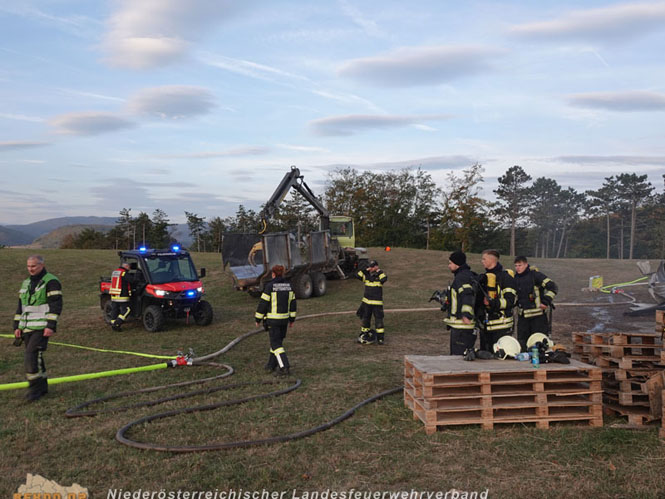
top-left (493, 336), bottom-right (521, 359)
top-left (357, 329), bottom-right (376, 344)
top-left (526, 332), bottom-right (550, 350)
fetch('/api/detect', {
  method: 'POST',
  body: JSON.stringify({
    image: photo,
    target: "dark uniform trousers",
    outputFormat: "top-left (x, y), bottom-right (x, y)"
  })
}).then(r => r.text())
top-left (517, 312), bottom-right (549, 351)
top-left (266, 324), bottom-right (289, 371)
top-left (24, 330), bottom-right (49, 398)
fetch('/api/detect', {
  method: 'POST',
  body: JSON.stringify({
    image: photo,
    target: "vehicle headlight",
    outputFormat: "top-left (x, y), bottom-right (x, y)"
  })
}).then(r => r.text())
top-left (155, 289), bottom-right (167, 297)
top-left (197, 287), bottom-right (204, 293)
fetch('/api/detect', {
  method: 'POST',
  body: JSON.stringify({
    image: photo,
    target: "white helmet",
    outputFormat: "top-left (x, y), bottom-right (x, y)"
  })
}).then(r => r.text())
top-left (526, 332), bottom-right (550, 351)
top-left (493, 336), bottom-right (521, 359)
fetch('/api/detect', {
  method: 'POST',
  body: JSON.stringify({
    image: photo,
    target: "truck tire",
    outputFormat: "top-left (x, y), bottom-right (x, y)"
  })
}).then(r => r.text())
top-left (193, 300), bottom-right (213, 326)
top-left (311, 271), bottom-right (327, 297)
top-left (143, 305), bottom-right (165, 332)
top-left (101, 296), bottom-right (113, 324)
top-left (293, 273), bottom-right (313, 299)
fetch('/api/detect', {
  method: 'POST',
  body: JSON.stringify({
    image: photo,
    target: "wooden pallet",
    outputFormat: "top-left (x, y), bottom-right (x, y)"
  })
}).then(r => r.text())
top-left (404, 355), bottom-right (603, 434)
top-left (603, 402), bottom-right (658, 426)
top-left (656, 310), bottom-right (664, 326)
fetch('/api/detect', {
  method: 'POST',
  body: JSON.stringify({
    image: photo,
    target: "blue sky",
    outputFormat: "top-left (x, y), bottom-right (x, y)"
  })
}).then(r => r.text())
top-left (1, 0), bottom-right (664, 225)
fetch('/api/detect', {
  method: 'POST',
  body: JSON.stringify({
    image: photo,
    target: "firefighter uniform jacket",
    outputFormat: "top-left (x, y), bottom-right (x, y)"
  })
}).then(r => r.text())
top-left (478, 263), bottom-right (517, 331)
top-left (443, 263), bottom-right (477, 330)
top-left (515, 265), bottom-right (558, 317)
top-left (110, 266), bottom-right (132, 302)
top-left (355, 268), bottom-right (387, 306)
top-left (14, 268), bottom-right (63, 332)
top-left (255, 277), bottom-right (297, 326)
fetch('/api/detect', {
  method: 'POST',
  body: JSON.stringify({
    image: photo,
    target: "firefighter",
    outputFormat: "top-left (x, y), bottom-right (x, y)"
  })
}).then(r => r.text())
top-left (13, 255), bottom-right (63, 401)
top-left (255, 265), bottom-right (297, 376)
top-left (443, 251), bottom-right (478, 355)
top-left (109, 261), bottom-right (133, 331)
top-left (514, 255), bottom-right (558, 351)
top-left (477, 249), bottom-right (517, 352)
top-left (355, 260), bottom-right (388, 345)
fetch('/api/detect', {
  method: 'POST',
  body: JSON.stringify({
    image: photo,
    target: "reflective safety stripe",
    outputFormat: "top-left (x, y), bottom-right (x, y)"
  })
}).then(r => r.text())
top-left (118, 307), bottom-right (132, 321)
top-left (46, 314), bottom-right (59, 321)
top-left (273, 347), bottom-right (286, 368)
top-left (111, 296), bottom-right (130, 302)
top-left (361, 327), bottom-right (370, 333)
top-left (522, 308), bottom-right (544, 318)
top-left (376, 328), bottom-right (385, 333)
top-left (461, 304), bottom-right (474, 315)
top-left (363, 281), bottom-right (383, 287)
top-left (486, 316), bottom-right (514, 330)
top-left (362, 297), bottom-right (383, 305)
top-left (544, 290), bottom-right (556, 299)
top-left (260, 293), bottom-right (270, 302)
top-left (503, 287), bottom-right (516, 295)
top-left (267, 312), bottom-right (290, 319)
top-left (26, 372), bottom-right (42, 381)
top-left (443, 318), bottom-right (475, 329)
top-left (255, 312), bottom-right (265, 320)
top-left (23, 304), bottom-right (49, 314)
top-left (47, 290), bottom-right (62, 297)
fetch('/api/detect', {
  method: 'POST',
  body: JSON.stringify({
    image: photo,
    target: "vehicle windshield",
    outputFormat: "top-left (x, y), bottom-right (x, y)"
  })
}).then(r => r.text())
top-left (144, 254), bottom-right (198, 284)
top-left (330, 220), bottom-right (353, 238)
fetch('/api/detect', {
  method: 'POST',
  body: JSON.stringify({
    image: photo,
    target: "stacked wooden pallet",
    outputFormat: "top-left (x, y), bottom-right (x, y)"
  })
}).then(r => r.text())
top-left (572, 328), bottom-right (664, 425)
top-left (404, 355), bottom-right (603, 434)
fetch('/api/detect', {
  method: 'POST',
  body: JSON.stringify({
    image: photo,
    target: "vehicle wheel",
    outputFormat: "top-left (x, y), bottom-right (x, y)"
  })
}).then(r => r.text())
top-left (143, 305), bottom-right (165, 332)
top-left (193, 300), bottom-right (213, 326)
top-left (101, 297), bottom-right (113, 324)
top-left (311, 271), bottom-right (327, 297)
top-left (293, 273), bottom-right (313, 299)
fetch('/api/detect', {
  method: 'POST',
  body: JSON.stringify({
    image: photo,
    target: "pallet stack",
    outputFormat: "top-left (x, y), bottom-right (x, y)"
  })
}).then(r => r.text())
top-left (404, 355), bottom-right (603, 434)
top-left (572, 323), bottom-right (664, 426)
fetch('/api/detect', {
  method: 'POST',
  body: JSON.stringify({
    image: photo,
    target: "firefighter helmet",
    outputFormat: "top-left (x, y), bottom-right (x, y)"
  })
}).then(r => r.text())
top-left (493, 335), bottom-right (521, 359)
top-left (526, 332), bottom-right (550, 350)
top-left (357, 329), bottom-right (376, 344)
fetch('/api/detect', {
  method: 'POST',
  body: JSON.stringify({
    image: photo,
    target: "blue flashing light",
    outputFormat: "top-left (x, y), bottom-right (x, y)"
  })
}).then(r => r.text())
top-left (172, 244), bottom-right (181, 252)
top-left (139, 246), bottom-right (147, 253)
top-left (186, 290), bottom-right (196, 297)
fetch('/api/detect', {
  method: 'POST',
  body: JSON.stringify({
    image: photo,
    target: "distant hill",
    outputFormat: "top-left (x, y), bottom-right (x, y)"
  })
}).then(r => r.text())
top-left (6, 216), bottom-right (117, 241)
top-left (2, 216), bottom-right (193, 247)
top-left (33, 224), bottom-right (114, 249)
top-left (0, 225), bottom-right (33, 246)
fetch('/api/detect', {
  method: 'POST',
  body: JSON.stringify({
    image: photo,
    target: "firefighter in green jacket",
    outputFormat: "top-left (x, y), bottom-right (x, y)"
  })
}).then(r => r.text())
top-left (255, 265), bottom-right (297, 376)
top-left (355, 260), bottom-right (388, 345)
top-left (13, 255), bottom-right (63, 401)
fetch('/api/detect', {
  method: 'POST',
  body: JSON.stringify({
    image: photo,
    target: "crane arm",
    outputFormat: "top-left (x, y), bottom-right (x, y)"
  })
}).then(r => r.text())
top-left (259, 166), bottom-right (329, 233)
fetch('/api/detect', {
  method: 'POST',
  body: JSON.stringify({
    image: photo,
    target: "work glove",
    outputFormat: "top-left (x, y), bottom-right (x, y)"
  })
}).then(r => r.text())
top-left (463, 348), bottom-right (476, 361)
top-left (474, 349), bottom-right (494, 360)
top-left (13, 335), bottom-right (23, 347)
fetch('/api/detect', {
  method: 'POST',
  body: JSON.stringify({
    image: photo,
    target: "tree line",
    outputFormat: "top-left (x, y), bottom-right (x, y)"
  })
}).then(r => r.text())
top-left (61, 165), bottom-right (665, 259)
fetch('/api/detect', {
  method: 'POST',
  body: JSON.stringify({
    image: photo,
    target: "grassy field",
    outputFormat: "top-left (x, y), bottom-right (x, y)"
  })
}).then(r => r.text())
top-left (1, 247), bottom-right (664, 498)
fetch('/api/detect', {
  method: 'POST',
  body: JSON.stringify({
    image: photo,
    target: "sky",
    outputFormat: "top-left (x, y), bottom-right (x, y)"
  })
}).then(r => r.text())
top-left (1, 0), bottom-right (664, 225)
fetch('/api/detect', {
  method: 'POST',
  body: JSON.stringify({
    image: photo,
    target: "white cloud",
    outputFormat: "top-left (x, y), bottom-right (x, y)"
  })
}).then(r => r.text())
top-left (552, 155), bottom-right (665, 166)
top-left (101, 0), bottom-right (249, 69)
top-left (199, 52), bottom-right (309, 83)
top-left (338, 0), bottom-right (382, 37)
top-left (309, 114), bottom-right (451, 136)
top-left (50, 112), bottom-right (135, 135)
top-left (338, 45), bottom-right (505, 87)
top-left (153, 146), bottom-right (271, 159)
top-left (0, 141), bottom-right (49, 151)
top-left (509, 2), bottom-right (665, 42)
top-left (0, 112), bottom-right (45, 123)
top-left (128, 85), bottom-right (216, 119)
top-left (567, 91), bottom-right (665, 111)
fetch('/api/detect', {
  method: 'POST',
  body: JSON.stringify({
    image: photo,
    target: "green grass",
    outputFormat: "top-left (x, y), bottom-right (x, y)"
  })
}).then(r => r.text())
top-left (1, 248), bottom-right (664, 497)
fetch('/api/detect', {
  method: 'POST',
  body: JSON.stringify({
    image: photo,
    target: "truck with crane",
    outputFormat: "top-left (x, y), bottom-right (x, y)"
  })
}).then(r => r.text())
top-left (222, 166), bottom-right (369, 299)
